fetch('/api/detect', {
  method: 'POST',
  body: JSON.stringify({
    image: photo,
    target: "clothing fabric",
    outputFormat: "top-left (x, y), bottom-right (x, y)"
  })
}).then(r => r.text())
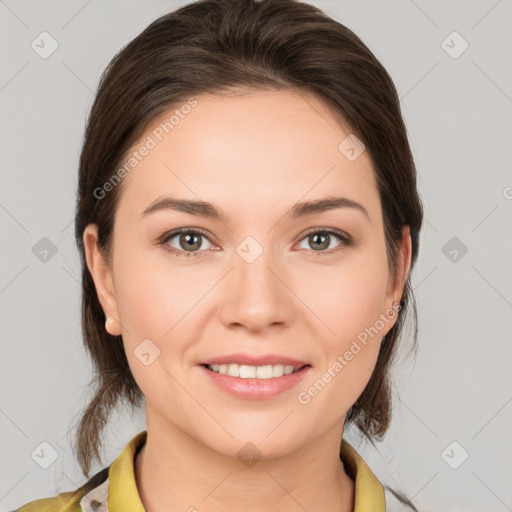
top-left (13, 430), bottom-right (385, 511)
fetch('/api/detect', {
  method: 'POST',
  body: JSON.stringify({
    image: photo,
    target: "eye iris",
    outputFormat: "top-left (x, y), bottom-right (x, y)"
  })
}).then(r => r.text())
top-left (310, 232), bottom-right (329, 250)
top-left (181, 233), bottom-right (201, 251)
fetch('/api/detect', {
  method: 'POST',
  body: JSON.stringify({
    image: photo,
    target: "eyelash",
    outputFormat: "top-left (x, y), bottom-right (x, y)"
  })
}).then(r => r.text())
top-left (159, 227), bottom-right (353, 259)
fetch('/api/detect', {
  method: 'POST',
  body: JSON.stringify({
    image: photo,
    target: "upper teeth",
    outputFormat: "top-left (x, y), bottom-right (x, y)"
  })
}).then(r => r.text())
top-left (206, 363), bottom-right (301, 379)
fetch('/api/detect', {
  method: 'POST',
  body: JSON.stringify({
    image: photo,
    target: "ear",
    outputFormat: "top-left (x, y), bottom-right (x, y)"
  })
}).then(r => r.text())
top-left (384, 225), bottom-right (412, 324)
top-left (83, 224), bottom-right (122, 336)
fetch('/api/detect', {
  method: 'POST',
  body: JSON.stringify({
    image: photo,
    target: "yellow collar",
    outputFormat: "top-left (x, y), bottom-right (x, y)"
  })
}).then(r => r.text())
top-left (340, 440), bottom-right (386, 510)
top-left (101, 430), bottom-right (385, 511)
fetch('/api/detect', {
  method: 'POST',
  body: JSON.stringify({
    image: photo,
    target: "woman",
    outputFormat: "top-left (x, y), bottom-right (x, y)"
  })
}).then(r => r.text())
top-left (14, 0), bottom-right (423, 510)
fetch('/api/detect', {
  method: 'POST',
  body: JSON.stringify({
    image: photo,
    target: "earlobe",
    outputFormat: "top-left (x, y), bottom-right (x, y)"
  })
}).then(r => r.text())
top-left (83, 224), bottom-right (122, 336)
top-left (104, 316), bottom-right (121, 336)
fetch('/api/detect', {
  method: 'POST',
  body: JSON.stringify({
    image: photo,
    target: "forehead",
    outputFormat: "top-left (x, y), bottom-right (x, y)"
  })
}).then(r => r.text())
top-left (116, 89), bottom-right (380, 224)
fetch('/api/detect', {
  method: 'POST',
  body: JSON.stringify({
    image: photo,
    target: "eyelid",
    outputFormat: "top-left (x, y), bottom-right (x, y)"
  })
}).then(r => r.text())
top-left (158, 227), bottom-right (215, 244)
top-left (297, 226), bottom-right (352, 243)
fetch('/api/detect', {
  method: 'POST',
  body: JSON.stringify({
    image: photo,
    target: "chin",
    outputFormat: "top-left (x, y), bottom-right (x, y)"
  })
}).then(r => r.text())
top-left (205, 429), bottom-right (303, 462)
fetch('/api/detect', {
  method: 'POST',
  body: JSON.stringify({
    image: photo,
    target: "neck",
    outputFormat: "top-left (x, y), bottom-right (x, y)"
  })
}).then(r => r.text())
top-left (135, 409), bottom-right (355, 512)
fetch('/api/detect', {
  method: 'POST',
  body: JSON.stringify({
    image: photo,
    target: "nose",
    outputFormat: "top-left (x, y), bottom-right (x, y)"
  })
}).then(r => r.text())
top-left (218, 245), bottom-right (294, 333)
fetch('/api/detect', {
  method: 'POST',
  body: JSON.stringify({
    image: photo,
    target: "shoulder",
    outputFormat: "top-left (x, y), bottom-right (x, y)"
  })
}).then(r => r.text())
top-left (10, 467), bottom-right (110, 512)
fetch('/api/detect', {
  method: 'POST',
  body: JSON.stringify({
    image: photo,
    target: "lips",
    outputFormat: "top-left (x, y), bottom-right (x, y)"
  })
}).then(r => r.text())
top-left (199, 363), bottom-right (312, 399)
top-left (199, 353), bottom-right (310, 368)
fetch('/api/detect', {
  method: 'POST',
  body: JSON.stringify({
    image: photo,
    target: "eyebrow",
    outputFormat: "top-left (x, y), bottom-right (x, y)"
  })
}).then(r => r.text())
top-left (141, 195), bottom-right (370, 222)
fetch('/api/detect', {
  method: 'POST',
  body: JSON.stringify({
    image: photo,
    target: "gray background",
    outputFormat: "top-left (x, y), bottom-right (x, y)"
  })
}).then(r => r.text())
top-left (1, 1), bottom-right (511, 511)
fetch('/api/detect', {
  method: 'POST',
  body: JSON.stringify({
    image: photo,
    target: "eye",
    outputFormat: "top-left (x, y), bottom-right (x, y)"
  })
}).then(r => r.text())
top-left (160, 228), bottom-right (215, 258)
top-left (159, 227), bottom-right (353, 259)
top-left (296, 228), bottom-right (353, 256)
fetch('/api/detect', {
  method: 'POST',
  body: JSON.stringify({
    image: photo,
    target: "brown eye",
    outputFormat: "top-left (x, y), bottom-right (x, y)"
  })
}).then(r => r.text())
top-left (307, 232), bottom-right (331, 251)
top-left (162, 229), bottom-right (214, 257)
top-left (297, 229), bottom-right (352, 255)
top-left (177, 232), bottom-right (203, 251)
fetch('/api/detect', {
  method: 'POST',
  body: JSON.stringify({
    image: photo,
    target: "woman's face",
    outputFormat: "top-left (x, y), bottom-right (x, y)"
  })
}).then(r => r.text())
top-left (85, 89), bottom-right (410, 459)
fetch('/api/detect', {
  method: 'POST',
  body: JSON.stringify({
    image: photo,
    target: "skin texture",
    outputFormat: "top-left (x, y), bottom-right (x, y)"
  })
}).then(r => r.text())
top-left (84, 89), bottom-right (412, 512)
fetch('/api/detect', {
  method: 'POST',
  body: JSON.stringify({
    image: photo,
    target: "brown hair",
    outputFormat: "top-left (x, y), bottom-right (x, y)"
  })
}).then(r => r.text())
top-left (74, 0), bottom-right (423, 507)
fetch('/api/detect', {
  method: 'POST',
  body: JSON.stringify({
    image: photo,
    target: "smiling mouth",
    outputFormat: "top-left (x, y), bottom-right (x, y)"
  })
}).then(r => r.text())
top-left (202, 363), bottom-right (309, 379)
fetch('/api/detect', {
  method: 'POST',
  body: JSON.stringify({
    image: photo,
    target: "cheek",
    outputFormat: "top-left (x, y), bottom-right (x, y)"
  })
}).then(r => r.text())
top-left (112, 242), bottom-right (201, 334)
top-left (111, 244), bottom-right (216, 390)
top-left (111, 248), bottom-right (192, 398)
top-left (295, 250), bottom-right (390, 400)
top-left (298, 249), bottom-right (390, 344)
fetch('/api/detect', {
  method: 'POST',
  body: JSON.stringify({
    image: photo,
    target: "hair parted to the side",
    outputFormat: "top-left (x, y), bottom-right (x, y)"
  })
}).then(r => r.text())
top-left (74, 0), bottom-right (423, 507)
